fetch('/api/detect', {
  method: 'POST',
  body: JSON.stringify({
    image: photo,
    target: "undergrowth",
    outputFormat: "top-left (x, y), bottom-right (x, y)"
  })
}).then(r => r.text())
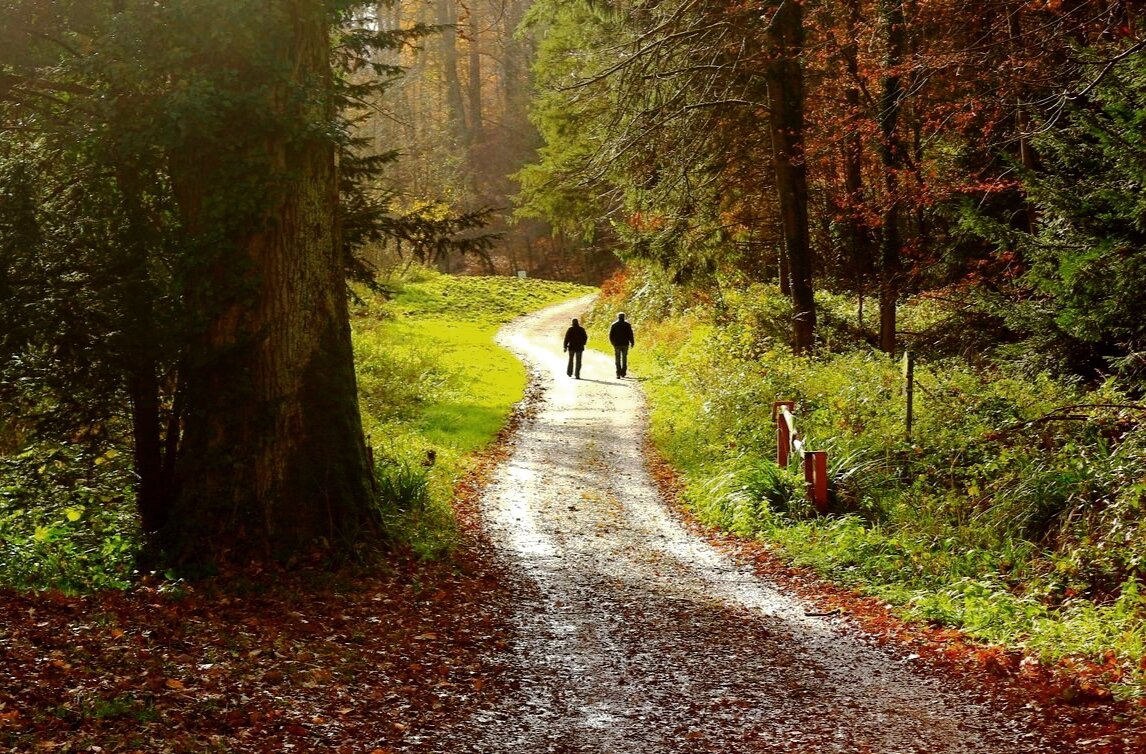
top-left (597, 264), bottom-right (1146, 698)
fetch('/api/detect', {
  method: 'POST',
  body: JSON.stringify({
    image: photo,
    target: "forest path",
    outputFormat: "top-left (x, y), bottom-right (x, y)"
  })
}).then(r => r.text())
top-left (418, 297), bottom-right (1062, 754)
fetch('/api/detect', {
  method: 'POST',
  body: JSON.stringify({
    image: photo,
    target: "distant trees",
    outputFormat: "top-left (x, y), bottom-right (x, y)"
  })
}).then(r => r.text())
top-left (516, 0), bottom-right (818, 348)
top-left (516, 0), bottom-right (1144, 368)
top-left (356, 0), bottom-right (571, 276)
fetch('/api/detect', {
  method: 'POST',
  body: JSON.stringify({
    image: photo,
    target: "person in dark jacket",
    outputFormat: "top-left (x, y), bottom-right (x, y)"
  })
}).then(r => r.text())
top-left (563, 318), bottom-right (588, 378)
top-left (608, 312), bottom-right (635, 378)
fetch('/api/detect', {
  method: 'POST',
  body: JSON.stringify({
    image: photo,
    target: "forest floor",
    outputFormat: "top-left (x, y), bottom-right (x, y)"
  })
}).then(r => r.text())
top-left (2, 297), bottom-right (1145, 753)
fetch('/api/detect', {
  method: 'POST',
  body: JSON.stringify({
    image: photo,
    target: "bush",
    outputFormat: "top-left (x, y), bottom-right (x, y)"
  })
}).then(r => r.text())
top-left (0, 443), bottom-right (137, 591)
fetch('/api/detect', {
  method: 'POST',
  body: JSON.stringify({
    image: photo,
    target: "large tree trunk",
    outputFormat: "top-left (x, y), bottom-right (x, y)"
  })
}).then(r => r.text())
top-left (877, 0), bottom-right (906, 356)
top-left (166, 0), bottom-right (374, 564)
top-left (842, 0), bottom-right (874, 296)
top-left (765, 0), bottom-right (815, 354)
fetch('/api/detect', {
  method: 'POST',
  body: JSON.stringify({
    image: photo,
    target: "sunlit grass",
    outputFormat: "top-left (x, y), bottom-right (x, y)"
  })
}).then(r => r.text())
top-left (353, 270), bottom-right (595, 557)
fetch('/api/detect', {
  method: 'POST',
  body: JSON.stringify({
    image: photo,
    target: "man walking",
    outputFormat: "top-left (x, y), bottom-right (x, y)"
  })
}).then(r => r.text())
top-left (563, 317), bottom-right (588, 378)
top-left (608, 312), bottom-right (635, 378)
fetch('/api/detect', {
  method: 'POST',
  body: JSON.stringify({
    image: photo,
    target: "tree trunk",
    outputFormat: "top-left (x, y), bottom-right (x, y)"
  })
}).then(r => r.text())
top-left (129, 367), bottom-right (167, 533)
top-left (778, 241), bottom-right (791, 297)
top-left (842, 0), bottom-right (874, 296)
top-left (501, 0), bottom-right (526, 108)
top-left (765, 1), bottom-right (815, 354)
top-left (1008, 4), bottom-right (1038, 234)
top-left (878, 0), bottom-right (906, 356)
top-left (438, 0), bottom-right (469, 143)
top-left (167, 0), bottom-right (374, 565)
top-left (112, 160), bottom-right (172, 535)
top-left (466, 1), bottom-right (483, 144)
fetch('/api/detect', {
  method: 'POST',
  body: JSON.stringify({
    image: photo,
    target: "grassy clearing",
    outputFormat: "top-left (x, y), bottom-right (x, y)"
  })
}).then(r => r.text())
top-left (594, 265), bottom-right (1146, 698)
top-left (0, 269), bottom-right (594, 588)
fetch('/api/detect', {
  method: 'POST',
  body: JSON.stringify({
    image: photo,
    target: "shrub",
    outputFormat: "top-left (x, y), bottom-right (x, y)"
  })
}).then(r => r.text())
top-left (0, 443), bottom-right (137, 591)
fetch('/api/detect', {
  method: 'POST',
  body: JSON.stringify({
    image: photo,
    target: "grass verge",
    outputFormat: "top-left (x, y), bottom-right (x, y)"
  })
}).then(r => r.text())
top-left (352, 269), bottom-right (594, 558)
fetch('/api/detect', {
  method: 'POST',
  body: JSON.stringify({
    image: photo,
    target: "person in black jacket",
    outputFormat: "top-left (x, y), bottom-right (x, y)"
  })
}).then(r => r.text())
top-left (608, 312), bottom-right (634, 378)
top-left (563, 318), bottom-right (588, 378)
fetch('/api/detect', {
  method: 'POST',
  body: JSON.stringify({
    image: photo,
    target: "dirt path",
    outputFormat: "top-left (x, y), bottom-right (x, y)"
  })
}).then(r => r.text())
top-left (418, 297), bottom-right (1074, 754)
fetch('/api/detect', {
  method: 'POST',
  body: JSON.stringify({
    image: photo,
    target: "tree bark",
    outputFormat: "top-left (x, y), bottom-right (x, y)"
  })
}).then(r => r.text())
top-left (439, 0), bottom-right (469, 143)
top-left (167, 0), bottom-right (374, 564)
top-left (765, 0), bottom-right (815, 354)
top-left (842, 0), bottom-right (874, 296)
top-left (878, 0), bottom-right (906, 356)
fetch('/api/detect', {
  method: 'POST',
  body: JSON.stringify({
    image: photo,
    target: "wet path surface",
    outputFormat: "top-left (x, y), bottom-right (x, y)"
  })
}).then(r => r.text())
top-left (417, 297), bottom-right (1063, 754)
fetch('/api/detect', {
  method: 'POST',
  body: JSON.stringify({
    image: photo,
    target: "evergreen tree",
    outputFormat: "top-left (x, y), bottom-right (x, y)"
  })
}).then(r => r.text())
top-left (1018, 51), bottom-right (1146, 383)
top-left (0, 0), bottom-right (480, 566)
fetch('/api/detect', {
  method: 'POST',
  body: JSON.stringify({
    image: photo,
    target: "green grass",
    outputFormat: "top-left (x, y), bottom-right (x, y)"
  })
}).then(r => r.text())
top-left (0, 444), bottom-right (138, 591)
top-left (353, 270), bottom-right (595, 557)
top-left (597, 263), bottom-right (1146, 698)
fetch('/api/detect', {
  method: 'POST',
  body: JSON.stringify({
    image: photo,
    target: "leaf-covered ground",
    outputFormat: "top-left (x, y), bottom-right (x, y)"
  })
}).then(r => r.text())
top-left (0, 563), bottom-right (506, 752)
top-left (0, 470), bottom-right (516, 753)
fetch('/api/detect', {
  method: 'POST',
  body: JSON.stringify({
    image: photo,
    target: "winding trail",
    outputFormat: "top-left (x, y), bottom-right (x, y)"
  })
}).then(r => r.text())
top-left (421, 297), bottom-right (1068, 754)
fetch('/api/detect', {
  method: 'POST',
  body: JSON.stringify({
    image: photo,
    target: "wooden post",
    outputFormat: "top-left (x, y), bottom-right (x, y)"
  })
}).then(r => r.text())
top-left (773, 401), bottom-right (795, 466)
top-left (807, 450), bottom-right (828, 512)
top-left (904, 350), bottom-right (915, 442)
